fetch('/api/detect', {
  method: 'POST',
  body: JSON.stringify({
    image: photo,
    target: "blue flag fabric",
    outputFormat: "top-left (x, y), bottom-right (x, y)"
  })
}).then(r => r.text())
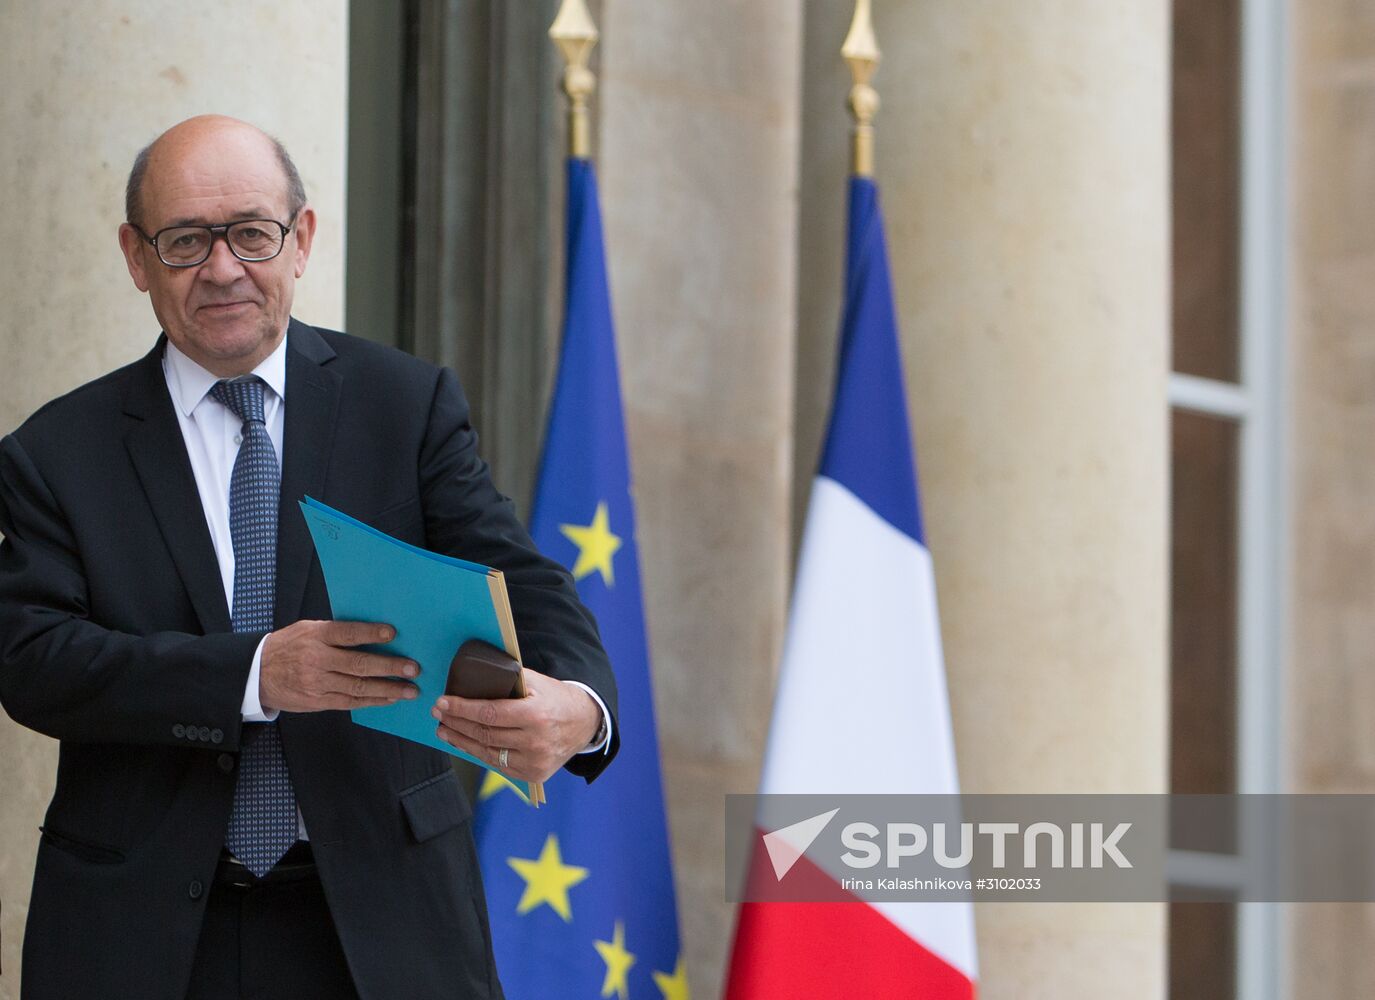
top-left (819, 176), bottom-right (925, 545)
top-left (475, 158), bottom-right (687, 1000)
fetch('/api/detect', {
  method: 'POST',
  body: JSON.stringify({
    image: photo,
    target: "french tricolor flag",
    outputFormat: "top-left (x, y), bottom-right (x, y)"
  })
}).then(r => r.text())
top-left (724, 177), bottom-right (978, 999)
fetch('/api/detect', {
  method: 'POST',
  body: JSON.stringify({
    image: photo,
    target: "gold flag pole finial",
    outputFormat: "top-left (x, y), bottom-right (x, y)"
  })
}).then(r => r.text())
top-left (842, 0), bottom-right (881, 177)
top-left (550, 0), bottom-right (600, 159)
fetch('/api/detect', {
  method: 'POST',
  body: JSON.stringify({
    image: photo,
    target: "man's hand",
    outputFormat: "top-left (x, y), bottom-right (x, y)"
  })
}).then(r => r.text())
top-left (431, 669), bottom-right (601, 784)
top-left (260, 620), bottom-right (419, 713)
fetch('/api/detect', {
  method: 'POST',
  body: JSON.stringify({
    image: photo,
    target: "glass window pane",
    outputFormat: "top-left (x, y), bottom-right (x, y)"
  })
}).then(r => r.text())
top-left (1169, 901), bottom-right (1236, 1000)
top-left (1170, 410), bottom-right (1239, 797)
top-left (1172, 0), bottom-right (1241, 381)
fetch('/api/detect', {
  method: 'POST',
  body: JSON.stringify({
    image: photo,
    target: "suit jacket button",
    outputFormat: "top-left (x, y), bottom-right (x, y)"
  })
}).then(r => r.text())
top-left (188, 880), bottom-right (204, 900)
top-left (210, 729), bottom-right (224, 745)
top-left (186, 727), bottom-right (199, 742)
top-left (217, 753), bottom-right (235, 773)
top-left (173, 724), bottom-right (186, 738)
top-left (198, 726), bottom-right (211, 741)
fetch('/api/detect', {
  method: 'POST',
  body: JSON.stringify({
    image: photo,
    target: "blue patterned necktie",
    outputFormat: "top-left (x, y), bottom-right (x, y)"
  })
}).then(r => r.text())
top-left (211, 376), bottom-right (298, 877)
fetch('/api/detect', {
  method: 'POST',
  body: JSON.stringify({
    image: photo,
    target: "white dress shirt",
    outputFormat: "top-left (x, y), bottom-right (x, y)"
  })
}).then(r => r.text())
top-left (162, 335), bottom-right (610, 798)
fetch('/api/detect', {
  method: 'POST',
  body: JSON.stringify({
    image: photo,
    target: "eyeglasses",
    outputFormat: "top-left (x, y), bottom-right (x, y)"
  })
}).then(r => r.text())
top-left (133, 216), bottom-right (296, 268)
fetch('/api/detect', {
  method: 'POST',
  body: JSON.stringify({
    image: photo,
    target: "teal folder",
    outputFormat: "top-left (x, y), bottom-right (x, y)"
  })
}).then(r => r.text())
top-left (299, 496), bottom-right (540, 804)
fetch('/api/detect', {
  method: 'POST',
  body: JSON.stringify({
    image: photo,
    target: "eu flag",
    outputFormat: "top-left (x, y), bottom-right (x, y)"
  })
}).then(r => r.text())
top-left (474, 158), bottom-right (687, 1000)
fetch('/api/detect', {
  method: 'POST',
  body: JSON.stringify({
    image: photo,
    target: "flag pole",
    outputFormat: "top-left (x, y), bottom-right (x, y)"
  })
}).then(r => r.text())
top-left (842, 0), bottom-right (881, 178)
top-left (550, 0), bottom-right (599, 160)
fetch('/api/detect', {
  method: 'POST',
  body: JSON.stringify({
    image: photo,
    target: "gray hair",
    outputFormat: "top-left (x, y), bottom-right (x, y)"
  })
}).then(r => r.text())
top-left (124, 131), bottom-right (308, 228)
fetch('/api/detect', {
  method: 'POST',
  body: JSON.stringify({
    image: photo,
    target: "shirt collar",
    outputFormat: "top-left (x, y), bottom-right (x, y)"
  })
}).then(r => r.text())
top-left (163, 333), bottom-right (289, 417)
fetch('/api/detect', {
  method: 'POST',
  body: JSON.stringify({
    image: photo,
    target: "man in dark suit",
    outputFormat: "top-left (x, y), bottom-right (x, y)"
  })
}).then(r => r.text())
top-left (0, 115), bottom-right (618, 999)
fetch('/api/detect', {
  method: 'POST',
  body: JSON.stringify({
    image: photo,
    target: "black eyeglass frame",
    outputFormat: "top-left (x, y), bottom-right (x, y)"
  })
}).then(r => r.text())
top-left (132, 214), bottom-right (299, 268)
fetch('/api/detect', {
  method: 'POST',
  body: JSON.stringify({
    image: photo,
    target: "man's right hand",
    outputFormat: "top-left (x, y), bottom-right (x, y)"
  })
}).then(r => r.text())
top-left (259, 620), bottom-right (419, 713)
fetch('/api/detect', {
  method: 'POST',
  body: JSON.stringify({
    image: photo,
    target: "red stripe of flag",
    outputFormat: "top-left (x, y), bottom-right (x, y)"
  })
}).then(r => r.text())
top-left (726, 834), bottom-right (976, 1000)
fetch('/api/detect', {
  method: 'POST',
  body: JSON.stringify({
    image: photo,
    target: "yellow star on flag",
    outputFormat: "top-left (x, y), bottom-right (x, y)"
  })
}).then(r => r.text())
top-left (507, 834), bottom-right (589, 922)
top-left (593, 920), bottom-right (637, 1000)
top-left (653, 954), bottom-right (690, 1000)
top-left (560, 501), bottom-right (622, 586)
top-left (479, 769), bottom-right (522, 801)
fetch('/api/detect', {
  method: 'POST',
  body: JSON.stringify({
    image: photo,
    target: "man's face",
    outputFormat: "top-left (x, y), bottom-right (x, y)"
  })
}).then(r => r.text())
top-left (118, 121), bottom-right (317, 377)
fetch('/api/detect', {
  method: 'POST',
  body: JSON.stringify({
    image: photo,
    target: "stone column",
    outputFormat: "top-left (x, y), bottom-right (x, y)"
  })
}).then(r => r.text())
top-left (796, 2), bottom-right (1171, 998)
top-left (597, 0), bottom-right (804, 990)
top-left (1287, 0), bottom-right (1375, 994)
top-left (0, 3), bottom-right (347, 991)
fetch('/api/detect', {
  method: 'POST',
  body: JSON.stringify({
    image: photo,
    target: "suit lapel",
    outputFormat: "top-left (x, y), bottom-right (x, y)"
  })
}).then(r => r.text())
top-left (274, 319), bottom-right (341, 629)
top-left (123, 337), bottom-right (233, 635)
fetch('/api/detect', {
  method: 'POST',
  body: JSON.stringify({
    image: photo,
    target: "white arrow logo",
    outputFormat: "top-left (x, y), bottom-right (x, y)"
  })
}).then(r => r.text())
top-left (762, 808), bottom-right (840, 880)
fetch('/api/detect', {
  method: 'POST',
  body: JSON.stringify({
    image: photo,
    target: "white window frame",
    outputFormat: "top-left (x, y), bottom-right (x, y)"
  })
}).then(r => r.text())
top-left (1165, 0), bottom-right (1289, 996)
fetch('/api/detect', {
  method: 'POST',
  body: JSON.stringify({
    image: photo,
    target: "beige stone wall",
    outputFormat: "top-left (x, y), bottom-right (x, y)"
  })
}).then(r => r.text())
top-left (1287, 0), bottom-right (1375, 994)
top-left (880, 0), bottom-right (1171, 989)
top-left (0, 3), bottom-right (347, 993)
top-left (597, 0), bottom-right (803, 992)
top-left (796, 2), bottom-right (1171, 998)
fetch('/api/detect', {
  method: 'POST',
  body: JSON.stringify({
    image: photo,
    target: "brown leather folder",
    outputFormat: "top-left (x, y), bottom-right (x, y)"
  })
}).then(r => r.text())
top-left (445, 638), bottom-right (523, 700)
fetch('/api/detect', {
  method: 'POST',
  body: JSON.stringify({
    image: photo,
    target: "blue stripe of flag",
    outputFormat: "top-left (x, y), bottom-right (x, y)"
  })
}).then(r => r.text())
top-left (817, 177), bottom-right (926, 546)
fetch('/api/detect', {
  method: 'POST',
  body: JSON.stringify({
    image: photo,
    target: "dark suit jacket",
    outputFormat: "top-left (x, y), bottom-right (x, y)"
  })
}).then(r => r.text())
top-left (0, 319), bottom-right (619, 1000)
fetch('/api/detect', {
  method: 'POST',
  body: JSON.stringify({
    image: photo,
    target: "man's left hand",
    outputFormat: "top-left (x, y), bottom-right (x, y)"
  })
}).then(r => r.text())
top-left (432, 669), bottom-right (601, 783)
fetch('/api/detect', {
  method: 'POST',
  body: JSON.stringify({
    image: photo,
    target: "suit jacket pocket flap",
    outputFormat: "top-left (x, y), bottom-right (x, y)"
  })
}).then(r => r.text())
top-left (39, 825), bottom-right (126, 864)
top-left (399, 768), bottom-right (471, 843)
